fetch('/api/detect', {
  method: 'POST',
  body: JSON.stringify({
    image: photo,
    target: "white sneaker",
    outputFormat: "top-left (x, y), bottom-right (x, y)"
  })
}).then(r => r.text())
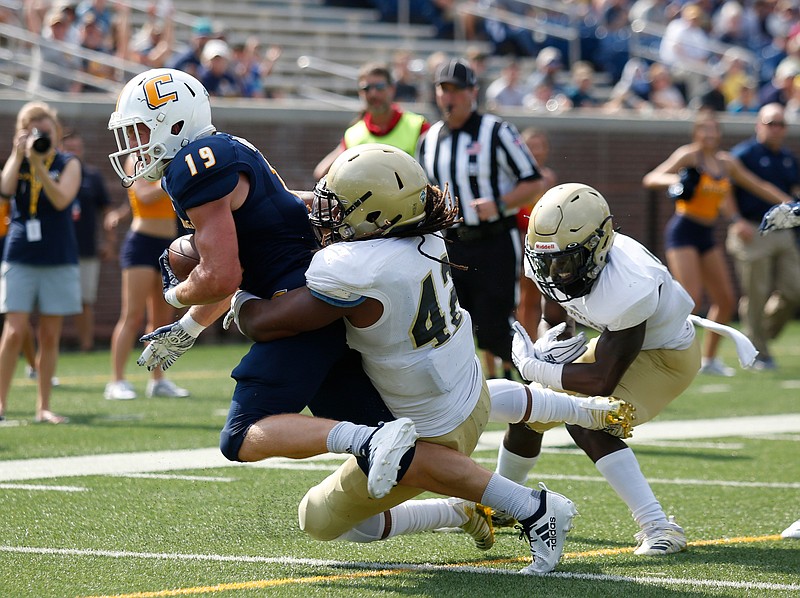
top-left (104, 380), bottom-right (137, 400)
top-left (365, 418), bottom-right (419, 499)
top-left (450, 499), bottom-right (495, 551)
top-left (781, 519), bottom-right (800, 539)
top-left (634, 516), bottom-right (687, 555)
top-left (146, 378), bottom-right (190, 398)
top-left (518, 482), bottom-right (578, 575)
top-left (699, 358), bottom-right (735, 377)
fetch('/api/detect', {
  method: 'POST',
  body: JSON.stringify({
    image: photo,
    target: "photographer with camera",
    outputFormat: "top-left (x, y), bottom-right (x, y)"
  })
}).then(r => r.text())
top-left (0, 101), bottom-right (81, 424)
top-left (643, 109), bottom-right (791, 377)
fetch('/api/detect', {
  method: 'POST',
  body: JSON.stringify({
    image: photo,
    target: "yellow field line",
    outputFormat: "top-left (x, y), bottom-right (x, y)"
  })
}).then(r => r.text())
top-left (80, 534), bottom-right (786, 598)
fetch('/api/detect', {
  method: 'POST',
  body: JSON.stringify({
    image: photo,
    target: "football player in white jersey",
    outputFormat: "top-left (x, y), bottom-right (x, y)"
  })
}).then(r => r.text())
top-left (760, 203), bottom-right (800, 541)
top-left (502, 183), bottom-right (757, 555)
top-left (228, 145), bottom-right (634, 574)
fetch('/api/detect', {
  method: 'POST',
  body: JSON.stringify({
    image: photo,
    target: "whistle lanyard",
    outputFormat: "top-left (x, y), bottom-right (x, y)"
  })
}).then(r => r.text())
top-left (28, 154), bottom-right (55, 219)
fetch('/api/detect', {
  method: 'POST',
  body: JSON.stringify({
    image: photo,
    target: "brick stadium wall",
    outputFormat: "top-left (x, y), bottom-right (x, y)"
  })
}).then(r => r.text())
top-left (1, 98), bottom-right (796, 347)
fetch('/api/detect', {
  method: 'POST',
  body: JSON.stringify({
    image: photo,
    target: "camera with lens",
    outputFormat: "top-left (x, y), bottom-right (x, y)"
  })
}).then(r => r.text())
top-left (30, 128), bottom-right (51, 154)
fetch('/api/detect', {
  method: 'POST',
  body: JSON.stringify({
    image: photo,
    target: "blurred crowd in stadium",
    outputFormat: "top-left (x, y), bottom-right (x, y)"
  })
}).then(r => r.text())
top-left (3, 0), bottom-right (800, 117)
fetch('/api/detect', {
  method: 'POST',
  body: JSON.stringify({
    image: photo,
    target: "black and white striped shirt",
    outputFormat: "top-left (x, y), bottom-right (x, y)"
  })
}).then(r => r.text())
top-left (417, 111), bottom-right (541, 227)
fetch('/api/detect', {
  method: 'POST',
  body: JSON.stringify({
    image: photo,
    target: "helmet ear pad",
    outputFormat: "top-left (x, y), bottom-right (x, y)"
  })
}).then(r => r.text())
top-left (526, 183), bottom-right (615, 302)
top-left (311, 143), bottom-right (428, 243)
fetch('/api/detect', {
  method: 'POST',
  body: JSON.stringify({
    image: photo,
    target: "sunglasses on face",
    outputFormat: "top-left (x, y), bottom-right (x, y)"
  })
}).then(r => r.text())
top-left (359, 82), bottom-right (389, 92)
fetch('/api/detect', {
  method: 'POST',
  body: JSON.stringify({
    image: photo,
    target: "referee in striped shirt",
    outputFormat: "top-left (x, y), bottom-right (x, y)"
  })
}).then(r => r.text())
top-left (418, 58), bottom-right (555, 378)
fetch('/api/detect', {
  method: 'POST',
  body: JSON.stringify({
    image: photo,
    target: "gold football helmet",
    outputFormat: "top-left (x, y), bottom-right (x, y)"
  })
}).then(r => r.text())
top-left (526, 183), bottom-right (615, 302)
top-left (310, 143), bottom-right (428, 245)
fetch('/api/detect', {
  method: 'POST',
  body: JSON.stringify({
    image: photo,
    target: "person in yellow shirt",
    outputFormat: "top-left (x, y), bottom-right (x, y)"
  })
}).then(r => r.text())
top-left (642, 109), bottom-right (791, 376)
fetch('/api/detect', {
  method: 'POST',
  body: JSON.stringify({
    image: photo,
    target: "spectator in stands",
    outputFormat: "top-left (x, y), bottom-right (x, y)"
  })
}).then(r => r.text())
top-left (0, 101), bottom-right (81, 424)
top-left (168, 18), bottom-right (215, 78)
top-left (198, 39), bottom-right (243, 98)
top-left (527, 46), bottom-right (565, 93)
top-left (742, 0), bottom-right (778, 54)
top-left (38, 8), bottom-right (82, 93)
top-left (125, 1), bottom-right (175, 68)
top-left (711, 0), bottom-right (748, 47)
top-left (727, 76), bottom-right (761, 112)
top-left (391, 50), bottom-right (422, 103)
top-left (718, 48), bottom-right (757, 107)
top-left (75, 0), bottom-right (113, 39)
top-left (659, 4), bottom-right (712, 70)
top-left (313, 62), bottom-right (430, 179)
top-left (647, 62), bottom-right (687, 111)
top-left (485, 59), bottom-right (527, 110)
top-left (78, 12), bottom-right (117, 89)
top-left (231, 38), bottom-right (282, 99)
top-left (103, 156), bottom-right (189, 401)
top-left (481, 0), bottom-right (538, 56)
top-left (759, 57), bottom-right (800, 107)
top-left (61, 131), bottom-right (113, 353)
top-left (564, 61), bottom-right (602, 109)
top-left (727, 103), bottom-right (800, 371)
top-left (659, 3), bottom-right (713, 101)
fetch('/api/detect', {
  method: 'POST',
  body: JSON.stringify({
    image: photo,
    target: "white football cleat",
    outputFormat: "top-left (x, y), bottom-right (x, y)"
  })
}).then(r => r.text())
top-left (781, 519), bottom-right (800, 539)
top-left (518, 482), bottom-right (578, 575)
top-left (634, 516), bottom-right (687, 555)
top-left (365, 418), bottom-right (419, 499)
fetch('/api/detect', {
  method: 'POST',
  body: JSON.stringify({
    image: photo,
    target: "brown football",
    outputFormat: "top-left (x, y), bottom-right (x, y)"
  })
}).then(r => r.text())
top-left (167, 234), bottom-right (200, 281)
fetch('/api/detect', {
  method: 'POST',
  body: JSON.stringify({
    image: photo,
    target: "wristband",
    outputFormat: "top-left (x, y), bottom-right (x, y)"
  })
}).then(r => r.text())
top-left (178, 312), bottom-right (206, 338)
top-left (165, 287), bottom-right (187, 309)
top-left (530, 360), bottom-right (564, 390)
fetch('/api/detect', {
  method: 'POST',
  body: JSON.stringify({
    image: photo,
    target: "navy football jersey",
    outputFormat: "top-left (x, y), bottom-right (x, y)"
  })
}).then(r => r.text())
top-left (162, 133), bottom-right (317, 298)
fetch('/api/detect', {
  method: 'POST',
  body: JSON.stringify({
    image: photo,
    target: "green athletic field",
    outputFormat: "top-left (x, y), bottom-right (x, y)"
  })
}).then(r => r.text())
top-left (1, 323), bottom-right (798, 597)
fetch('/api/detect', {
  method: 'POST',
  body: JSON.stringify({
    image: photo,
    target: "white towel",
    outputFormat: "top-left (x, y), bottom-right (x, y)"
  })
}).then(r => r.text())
top-left (687, 314), bottom-right (758, 368)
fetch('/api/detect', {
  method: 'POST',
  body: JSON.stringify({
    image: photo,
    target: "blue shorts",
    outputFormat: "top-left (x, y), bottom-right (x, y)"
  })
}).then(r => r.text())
top-left (664, 214), bottom-right (716, 255)
top-left (220, 318), bottom-right (393, 461)
top-left (120, 231), bottom-right (172, 270)
top-left (0, 261), bottom-right (81, 315)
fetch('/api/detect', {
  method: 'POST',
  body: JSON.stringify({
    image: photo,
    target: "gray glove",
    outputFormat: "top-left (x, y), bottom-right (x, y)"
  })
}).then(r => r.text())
top-left (137, 319), bottom-right (200, 371)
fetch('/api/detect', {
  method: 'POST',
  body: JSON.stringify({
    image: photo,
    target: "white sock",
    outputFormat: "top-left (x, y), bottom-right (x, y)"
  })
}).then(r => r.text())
top-left (530, 386), bottom-right (586, 424)
top-left (481, 473), bottom-right (541, 522)
top-left (326, 421), bottom-right (373, 456)
top-left (495, 444), bottom-right (539, 485)
top-left (595, 448), bottom-right (667, 528)
top-left (384, 499), bottom-right (465, 538)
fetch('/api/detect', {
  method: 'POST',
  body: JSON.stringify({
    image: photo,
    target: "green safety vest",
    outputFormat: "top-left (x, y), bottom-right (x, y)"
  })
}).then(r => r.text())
top-left (343, 111), bottom-right (426, 156)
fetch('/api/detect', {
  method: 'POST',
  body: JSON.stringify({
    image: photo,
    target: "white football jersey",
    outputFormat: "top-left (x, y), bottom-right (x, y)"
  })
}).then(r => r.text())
top-left (306, 234), bottom-right (482, 437)
top-left (526, 234), bottom-right (696, 350)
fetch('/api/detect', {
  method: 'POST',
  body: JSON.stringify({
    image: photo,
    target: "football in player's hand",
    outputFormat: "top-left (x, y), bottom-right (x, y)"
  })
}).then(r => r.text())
top-left (168, 234), bottom-right (200, 281)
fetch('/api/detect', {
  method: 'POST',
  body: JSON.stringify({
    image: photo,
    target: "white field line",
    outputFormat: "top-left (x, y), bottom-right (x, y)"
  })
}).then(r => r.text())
top-left (0, 546), bottom-right (797, 593)
top-left (1, 414), bottom-right (799, 483)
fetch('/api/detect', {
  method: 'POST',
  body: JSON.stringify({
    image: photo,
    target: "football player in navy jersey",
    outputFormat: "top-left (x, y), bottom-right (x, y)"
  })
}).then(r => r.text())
top-left (108, 68), bottom-right (417, 486)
